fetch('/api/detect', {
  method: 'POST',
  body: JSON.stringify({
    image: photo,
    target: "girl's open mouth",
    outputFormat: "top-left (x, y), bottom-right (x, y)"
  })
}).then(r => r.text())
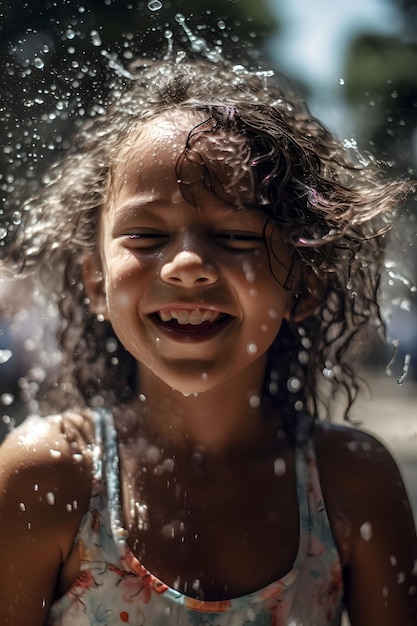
top-left (149, 309), bottom-right (233, 340)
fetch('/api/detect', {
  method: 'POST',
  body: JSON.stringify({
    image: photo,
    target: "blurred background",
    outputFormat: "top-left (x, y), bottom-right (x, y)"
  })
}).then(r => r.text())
top-left (0, 0), bottom-right (416, 522)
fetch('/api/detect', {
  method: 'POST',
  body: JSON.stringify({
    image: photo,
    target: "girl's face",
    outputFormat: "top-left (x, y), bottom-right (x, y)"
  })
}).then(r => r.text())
top-left (87, 112), bottom-right (293, 396)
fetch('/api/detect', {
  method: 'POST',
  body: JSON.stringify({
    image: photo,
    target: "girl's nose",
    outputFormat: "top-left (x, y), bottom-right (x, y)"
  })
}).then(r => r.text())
top-left (160, 250), bottom-right (219, 287)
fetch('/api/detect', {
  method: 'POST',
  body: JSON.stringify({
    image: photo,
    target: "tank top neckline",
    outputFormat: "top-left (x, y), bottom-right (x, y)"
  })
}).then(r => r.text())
top-left (94, 407), bottom-right (311, 609)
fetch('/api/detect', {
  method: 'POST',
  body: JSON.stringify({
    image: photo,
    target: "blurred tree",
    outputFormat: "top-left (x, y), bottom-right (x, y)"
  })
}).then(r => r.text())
top-left (343, 24), bottom-right (417, 380)
top-left (344, 34), bottom-right (417, 177)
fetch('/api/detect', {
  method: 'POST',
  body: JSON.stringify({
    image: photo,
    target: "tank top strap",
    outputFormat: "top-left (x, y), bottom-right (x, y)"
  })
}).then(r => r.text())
top-left (95, 407), bottom-right (127, 548)
top-left (295, 417), bottom-right (338, 563)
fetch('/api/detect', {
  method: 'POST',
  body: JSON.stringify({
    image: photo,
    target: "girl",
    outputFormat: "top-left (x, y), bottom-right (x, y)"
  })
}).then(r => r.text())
top-left (0, 57), bottom-right (416, 626)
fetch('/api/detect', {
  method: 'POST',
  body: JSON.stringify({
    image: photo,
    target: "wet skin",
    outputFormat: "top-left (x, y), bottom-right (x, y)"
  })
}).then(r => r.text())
top-left (0, 111), bottom-right (416, 626)
top-left (89, 112), bottom-right (293, 401)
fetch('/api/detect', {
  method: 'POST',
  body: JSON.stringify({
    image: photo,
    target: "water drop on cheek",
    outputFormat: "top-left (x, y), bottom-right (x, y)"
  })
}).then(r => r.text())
top-left (243, 262), bottom-right (255, 283)
top-left (171, 188), bottom-right (183, 204)
top-left (247, 343), bottom-right (257, 355)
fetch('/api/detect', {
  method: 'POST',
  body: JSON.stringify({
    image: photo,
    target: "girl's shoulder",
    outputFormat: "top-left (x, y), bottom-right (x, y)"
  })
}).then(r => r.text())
top-left (312, 420), bottom-right (403, 485)
top-left (312, 420), bottom-right (408, 511)
top-left (0, 412), bottom-right (96, 624)
top-left (0, 411), bottom-right (95, 558)
top-left (312, 421), bottom-right (416, 569)
top-left (0, 410), bottom-right (95, 481)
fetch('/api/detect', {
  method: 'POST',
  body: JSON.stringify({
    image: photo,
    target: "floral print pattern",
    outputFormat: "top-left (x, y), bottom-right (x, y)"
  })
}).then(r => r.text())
top-left (47, 410), bottom-right (344, 625)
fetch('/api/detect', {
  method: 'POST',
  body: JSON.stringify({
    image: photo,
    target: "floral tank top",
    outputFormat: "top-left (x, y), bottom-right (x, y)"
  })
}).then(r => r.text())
top-left (47, 409), bottom-right (345, 625)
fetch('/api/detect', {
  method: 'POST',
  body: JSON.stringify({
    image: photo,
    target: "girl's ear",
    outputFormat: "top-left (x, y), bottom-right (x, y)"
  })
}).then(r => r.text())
top-left (284, 265), bottom-right (323, 323)
top-left (284, 291), bottom-right (321, 323)
top-left (82, 255), bottom-right (109, 319)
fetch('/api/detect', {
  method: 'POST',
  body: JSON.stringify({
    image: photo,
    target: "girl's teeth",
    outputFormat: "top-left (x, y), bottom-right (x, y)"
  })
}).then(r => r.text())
top-left (158, 309), bottom-right (219, 325)
top-left (159, 310), bottom-right (172, 322)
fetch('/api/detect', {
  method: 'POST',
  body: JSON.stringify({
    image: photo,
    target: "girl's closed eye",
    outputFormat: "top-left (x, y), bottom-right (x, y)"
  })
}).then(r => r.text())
top-left (215, 232), bottom-right (265, 251)
top-left (120, 230), bottom-right (170, 249)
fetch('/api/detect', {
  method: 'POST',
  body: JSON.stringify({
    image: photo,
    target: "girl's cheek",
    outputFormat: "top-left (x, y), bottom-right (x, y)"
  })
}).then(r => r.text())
top-left (113, 291), bottom-right (131, 310)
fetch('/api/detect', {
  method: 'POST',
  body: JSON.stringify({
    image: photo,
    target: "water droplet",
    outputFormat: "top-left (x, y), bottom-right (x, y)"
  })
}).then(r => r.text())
top-left (90, 30), bottom-right (102, 47)
top-left (249, 394), bottom-right (260, 409)
top-left (19, 502), bottom-right (26, 512)
top-left (397, 353), bottom-right (411, 385)
top-left (0, 349), bottom-right (12, 364)
top-left (34, 58), bottom-right (44, 70)
top-left (287, 377), bottom-right (301, 393)
top-left (1, 393), bottom-right (14, 406)
top-left (162, 523), bottom-right (175, 539)
top-left (247, 343), bottom-right (257, 355)
top-left (163, 29), bottom-right (174, 59)
top-left (148, 0), bottom-right (162, 10)
top-left (50, 449), bottom-right (62, 459)
top-left (298, 350), bottom-right (309, 365)
top-left (46, 492), bottom-right (55, 505)
top-left (217, 20), bottom-right (226, 30)
top-left (146, 445), bottom-right (161, 464)
top-left (274, 458), bottom-right (286, 476)
top-left (339, 78), bottom-right (345, 86)
top-left (360, 521), bottom-right (372, 541)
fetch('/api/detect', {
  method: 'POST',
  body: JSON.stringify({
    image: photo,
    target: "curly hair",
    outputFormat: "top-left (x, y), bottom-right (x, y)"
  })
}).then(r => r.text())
top-left (0, 57), bottom-right (410, 422)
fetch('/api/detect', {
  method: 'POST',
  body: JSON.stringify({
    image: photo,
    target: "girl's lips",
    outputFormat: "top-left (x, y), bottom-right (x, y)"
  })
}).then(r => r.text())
top-left (149, 312), bottom-right (233, 341)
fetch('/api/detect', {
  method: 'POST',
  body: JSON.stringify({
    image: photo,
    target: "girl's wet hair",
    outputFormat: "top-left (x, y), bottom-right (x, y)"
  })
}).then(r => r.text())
top-left (0, 57), bottom-right (411, 423)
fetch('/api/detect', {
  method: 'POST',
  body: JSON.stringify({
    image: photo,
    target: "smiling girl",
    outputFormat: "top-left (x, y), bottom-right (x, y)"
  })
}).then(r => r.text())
top-left (0, 58), bottom-right (416, 626)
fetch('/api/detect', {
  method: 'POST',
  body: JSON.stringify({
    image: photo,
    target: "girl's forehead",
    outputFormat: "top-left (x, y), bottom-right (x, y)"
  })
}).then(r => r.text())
top-left (110, 109), bottom-right (243, 200)
top-left (115, 110), bottom-right (204, 163)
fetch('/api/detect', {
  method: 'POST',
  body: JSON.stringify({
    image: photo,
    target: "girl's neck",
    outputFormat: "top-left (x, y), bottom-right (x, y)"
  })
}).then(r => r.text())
top-left (116, 362), bottom-right (283, 458)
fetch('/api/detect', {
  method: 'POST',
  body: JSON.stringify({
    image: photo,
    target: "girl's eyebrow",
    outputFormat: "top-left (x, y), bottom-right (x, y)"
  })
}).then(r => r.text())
top-left (111, 197), bottom-right (173, 224)
top-left (114, 196), bottom-right (169, 214)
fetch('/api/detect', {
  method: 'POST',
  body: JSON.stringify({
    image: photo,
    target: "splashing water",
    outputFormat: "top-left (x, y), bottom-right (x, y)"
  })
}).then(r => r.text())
top-left (359, 521), bottom-right (372, 541)
top-left (90, 30), bottom-right (102, 47)
top-left (148, 0), bottom-right (163, 11)
top-left (175, 13), bottom-right (222, 63)
top-left (163, 29), bottom-right (173, 60)
top-left (342, 138), bottom-right (370, 167)
top-left (0, 349), bottom-right (12, 365)
top-left (397, 354), bottom-right (411, 385)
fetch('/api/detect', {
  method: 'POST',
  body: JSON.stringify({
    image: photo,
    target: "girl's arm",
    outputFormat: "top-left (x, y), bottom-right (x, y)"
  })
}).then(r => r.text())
top-left (317, 425), bottom-right (417, 626)
top-left (0, 417), bottom-right (91, 626)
